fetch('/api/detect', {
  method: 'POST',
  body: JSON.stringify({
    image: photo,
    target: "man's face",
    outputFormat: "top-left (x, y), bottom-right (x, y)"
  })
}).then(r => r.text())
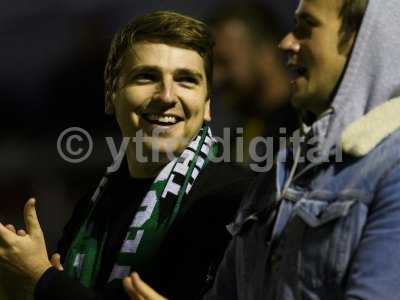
top-left (280, 0), bottom-right (354, 115)
top-left (112, 42), bottom-right (210, 157)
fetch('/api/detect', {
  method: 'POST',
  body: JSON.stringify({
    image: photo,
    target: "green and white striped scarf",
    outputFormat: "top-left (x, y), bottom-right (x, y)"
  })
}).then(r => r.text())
top-left (64, 125), bottom-right (216, 287)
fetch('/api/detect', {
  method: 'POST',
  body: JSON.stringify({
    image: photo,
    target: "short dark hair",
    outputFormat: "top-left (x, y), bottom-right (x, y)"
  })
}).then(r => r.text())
top-left (339, 0), bottom-right (368, 50)
top-left (104, 11), bottom-right (214, 114)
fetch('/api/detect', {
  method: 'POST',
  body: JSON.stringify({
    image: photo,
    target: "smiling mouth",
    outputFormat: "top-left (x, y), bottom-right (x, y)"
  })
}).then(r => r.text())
top-left (141, 113), bottom-right (183, 126)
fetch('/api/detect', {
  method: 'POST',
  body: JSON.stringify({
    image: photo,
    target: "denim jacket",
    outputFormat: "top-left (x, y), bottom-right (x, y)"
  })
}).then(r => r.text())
top-left (205, 97), bottom-right (400, 300)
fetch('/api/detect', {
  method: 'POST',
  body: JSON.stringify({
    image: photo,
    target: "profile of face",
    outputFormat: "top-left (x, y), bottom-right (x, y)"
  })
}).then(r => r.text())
top-left (280, 0), bottom-right (355, 115)
top-left (112, 42), bottom-right (211, 158)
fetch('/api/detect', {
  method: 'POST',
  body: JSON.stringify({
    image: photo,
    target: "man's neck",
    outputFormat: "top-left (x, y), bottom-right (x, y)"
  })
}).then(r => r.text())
top-left (125, 145), bottom-right (167, 179)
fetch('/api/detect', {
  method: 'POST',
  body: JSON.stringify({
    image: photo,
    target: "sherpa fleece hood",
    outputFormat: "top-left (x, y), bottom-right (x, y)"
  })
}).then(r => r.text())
top-left (311, 0), bottom-right (400, 158)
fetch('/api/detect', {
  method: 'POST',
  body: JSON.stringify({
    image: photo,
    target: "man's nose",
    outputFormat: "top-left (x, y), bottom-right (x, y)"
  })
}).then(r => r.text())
top-left (155, 77), bottom-right (177, 104)
top-left (278, 32), bottom-right (300, 53)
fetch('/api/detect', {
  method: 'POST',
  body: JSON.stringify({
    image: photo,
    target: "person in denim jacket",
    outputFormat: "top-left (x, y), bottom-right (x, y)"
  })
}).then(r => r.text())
top-left (202, 0), bottom-right (400, 299)
top-left (123, 0), bottom-right (400, 299)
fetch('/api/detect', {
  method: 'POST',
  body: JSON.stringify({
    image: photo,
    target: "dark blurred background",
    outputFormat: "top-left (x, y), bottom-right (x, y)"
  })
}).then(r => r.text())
top-left (0, 0), bottom-right (297, 252)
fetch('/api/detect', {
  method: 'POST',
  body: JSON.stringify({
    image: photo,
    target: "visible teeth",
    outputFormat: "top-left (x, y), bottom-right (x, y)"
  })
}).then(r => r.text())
top-left (146, 114), bottom-right (177, 124)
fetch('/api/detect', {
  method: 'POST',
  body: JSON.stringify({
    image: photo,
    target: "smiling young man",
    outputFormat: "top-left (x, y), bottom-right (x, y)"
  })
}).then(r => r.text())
top-left (0, 11), bottom-right (254, 300)
top-left (202, 0), bottom-right (400, 298)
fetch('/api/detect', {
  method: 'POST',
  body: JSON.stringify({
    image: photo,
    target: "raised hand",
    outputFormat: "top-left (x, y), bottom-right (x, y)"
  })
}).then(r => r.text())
top-left (0, 198), bottom-right (52, 284)
top-left (123, 272), bottom-right (168, 300)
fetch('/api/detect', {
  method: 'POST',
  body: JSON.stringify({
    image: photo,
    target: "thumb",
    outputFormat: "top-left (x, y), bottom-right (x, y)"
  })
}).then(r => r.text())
top-left (51, 253), bottom-right (64, 271)
top-left (24, 198), bottom-right (42, 236)
top-left (131, 272), bottom-right (167, 300)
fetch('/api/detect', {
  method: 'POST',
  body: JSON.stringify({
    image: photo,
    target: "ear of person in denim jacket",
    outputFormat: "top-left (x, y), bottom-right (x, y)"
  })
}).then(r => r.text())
top-left (204, 0), bottom-right (400, 299)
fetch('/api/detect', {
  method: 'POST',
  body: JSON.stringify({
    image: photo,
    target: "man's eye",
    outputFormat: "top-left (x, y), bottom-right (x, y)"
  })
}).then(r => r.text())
top-left (305, 18), bottom-right (317, 27)
top-left (133, 73), bottom-right (157, 83)
top-left (177, 76), bottom-right (198, 85)
top-left (294, 16), bottom-right (316, 31)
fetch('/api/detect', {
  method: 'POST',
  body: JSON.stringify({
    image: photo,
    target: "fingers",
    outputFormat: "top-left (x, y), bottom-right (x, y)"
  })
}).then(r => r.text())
top-left (130, 272), bottom-right (167, 300)
top-left (23, 198), bottom-right (42, 236)
top-left (4, 224), bottom-right (26, 236)
top-left (123, 276), bottom-right (143, 300)
top-left (17, 229), bottom-right (27, 236)
top-left (50, 253), bottom-right (64, 271)
top-left (5, 224), bottom-right (16, 234)
top-left (0, 222), bottom-right (15, 244)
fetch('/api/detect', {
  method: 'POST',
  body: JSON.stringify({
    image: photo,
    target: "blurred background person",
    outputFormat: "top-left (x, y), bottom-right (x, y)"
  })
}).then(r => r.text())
top-left (209, 1), bottom-right (299, 167)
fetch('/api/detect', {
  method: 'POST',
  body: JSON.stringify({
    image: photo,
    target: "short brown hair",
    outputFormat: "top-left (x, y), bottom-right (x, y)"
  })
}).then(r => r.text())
top-left (104, 11), bottom-right (215, 114)
top-left (339, 0), bottom-right (368, 50)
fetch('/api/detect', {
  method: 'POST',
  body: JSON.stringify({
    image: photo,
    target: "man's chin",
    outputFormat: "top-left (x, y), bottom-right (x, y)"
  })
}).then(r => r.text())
top-left (290, 93), bottom-right (308, 110)
top-left (142, 139), bottom-right (185, 163)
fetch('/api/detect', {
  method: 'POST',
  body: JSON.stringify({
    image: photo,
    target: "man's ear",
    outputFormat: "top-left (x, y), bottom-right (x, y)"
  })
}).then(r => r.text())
top-left (204, 98), bottom-right (211, 122)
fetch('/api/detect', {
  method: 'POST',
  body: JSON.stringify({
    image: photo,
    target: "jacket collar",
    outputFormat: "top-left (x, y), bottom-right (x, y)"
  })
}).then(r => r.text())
top-left (341, 97), bottom-right (400, 157)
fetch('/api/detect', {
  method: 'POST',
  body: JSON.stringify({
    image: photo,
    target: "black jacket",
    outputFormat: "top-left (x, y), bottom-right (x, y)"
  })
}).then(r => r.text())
top-left (34, 161), bottom-right (255, 300)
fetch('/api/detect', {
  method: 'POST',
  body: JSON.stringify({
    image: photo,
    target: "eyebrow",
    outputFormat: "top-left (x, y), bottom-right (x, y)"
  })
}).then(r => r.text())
top-left (126, 65), bottom-right (204, 81)
top-left (125, 65), bottom-right (159, 78)
top-left (295, 11), bottom-right (321, 24)
top-left (174, 68), bottom-right (204, 82)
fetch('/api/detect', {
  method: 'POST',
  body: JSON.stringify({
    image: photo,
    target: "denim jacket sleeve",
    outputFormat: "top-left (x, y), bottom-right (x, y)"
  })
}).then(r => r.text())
top-left (203, 170), bottom-right (275, 300)
top-left (203, 238), bottom-right (238, 300)
top-left (344, 162), bottom-right (400, 299)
